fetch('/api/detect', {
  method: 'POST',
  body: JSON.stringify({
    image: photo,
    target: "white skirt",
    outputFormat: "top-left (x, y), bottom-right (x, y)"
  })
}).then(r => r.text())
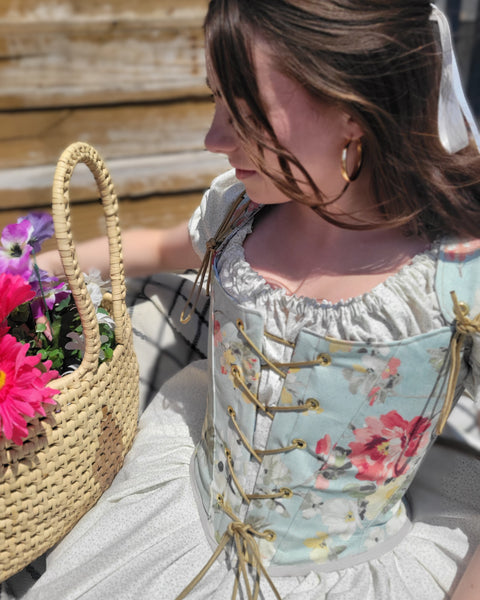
top-left (23, 360), bottom-right (479, 600)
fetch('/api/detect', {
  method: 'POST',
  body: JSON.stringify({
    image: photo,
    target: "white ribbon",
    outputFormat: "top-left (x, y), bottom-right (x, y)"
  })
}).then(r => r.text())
top-left (430, 4), bottom-right (480, 152)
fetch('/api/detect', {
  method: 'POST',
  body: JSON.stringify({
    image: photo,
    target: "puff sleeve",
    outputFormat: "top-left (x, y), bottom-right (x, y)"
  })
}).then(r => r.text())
top-left (188, 170), bottom-right (245, 259)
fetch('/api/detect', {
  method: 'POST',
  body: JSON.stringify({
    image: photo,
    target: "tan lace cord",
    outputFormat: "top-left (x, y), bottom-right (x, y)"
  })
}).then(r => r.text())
top-left (237, 319), bottom-right (331, 374)
top-left (175, 495), bottom-right (282, 600)
top-left (436, 291), bottom-right (480, 434)
top-left (225, 447), bottom-right (251, 504)
top-left (247, 488), bottom-right (294, 501)
top-left (231, 367), bottom-right (318, 417)
top-left (228, 406), bottom-right (262, 462)
top-left (269, 398), bottom-right (320, 413)
top-left (256, 439), bottom-right (307, 455)
top-left (231, 367), bottom-right (275, 419)
top-left (225, 448), bottom-right (293, 503)
top-left (180, 191), bottom-right (248, 324)
top-left (264, 330), bottom-right (295, 348)
top-left (236, 320), bottom-right (287, 378)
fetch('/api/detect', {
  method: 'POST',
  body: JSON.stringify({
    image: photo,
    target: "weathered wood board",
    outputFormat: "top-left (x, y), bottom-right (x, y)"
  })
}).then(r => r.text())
top-left (0, 151), bottom-right (228, 209)
top-left (0, 0), bottom-right (209, 109)
top-left (0, 100), bottom-right (213, 169)
top-left (0, 0), bottom-right (222, 242)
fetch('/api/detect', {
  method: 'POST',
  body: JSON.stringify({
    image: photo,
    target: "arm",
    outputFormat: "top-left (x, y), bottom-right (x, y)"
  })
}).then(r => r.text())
top-left (451, 545), bottom-right (480, 600)
top-left (36, 220), bottom-right (201, 279)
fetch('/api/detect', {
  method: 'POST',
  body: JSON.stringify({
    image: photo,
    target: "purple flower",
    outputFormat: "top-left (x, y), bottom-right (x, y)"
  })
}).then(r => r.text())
top-left (0, 221), bottom-right (33, 278)
top-left (29, 269), bottom-right (70, 320)
top-left (18, 212), bottom-right (54, 254)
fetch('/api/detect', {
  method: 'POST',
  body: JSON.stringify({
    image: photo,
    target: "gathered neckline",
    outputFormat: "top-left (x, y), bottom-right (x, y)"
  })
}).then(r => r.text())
top-left (216, 222), bottom-right (445, 343)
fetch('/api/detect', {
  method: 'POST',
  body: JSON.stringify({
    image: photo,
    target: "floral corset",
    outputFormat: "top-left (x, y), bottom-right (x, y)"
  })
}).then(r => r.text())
top-left (189, 193), bottom-right (480, 581)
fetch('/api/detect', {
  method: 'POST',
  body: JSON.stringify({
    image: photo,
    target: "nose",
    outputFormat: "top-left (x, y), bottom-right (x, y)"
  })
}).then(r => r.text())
top-left (204, 104), bottom-right (238, 155)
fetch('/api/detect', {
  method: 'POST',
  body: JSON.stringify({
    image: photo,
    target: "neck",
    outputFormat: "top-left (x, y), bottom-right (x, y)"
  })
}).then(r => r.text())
top-left (247, 192), bottom-right (428, 277)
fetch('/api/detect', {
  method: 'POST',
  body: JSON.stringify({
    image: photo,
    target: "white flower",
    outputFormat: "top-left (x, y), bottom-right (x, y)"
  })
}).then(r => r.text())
top-left (261, 455), bottom-right (291, 488)
top-left (321, 498), bottom-right (362, 541)
top-left (85, 280), bottom-right (115, 330)
top-left (84, 268), bottom-right (110, 291)
top-left (96, 309), bottom-right (115, 329)
top-left (86, 281), bottom-right (103, 309)
top-left (301, 491), bottom-right (324, 520)
top-left (364, 476), bottom-right (407, 521)
top-left (364, 526), bottom-right (387, 549)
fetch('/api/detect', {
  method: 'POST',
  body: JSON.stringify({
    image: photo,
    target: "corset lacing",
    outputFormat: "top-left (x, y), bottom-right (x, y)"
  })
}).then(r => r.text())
top-left (437, 291), bottom-right (480, 433)
top-left (176, 319), bottom-right (325, 600)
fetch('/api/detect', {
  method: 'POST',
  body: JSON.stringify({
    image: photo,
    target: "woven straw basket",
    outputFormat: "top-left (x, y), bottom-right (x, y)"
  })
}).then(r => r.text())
top-left (0, 142), bottom-right (140, 581)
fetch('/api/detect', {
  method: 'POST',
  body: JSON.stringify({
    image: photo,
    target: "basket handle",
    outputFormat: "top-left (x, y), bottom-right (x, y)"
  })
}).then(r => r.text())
top-left (51, 142), bottom-right (128, 380)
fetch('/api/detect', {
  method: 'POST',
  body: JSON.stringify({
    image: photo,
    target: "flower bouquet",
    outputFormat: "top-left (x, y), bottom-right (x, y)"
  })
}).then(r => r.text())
top-left (0, 142), bottom-right (139, 581)
top-left (0, 212), bottom-right (116, 447)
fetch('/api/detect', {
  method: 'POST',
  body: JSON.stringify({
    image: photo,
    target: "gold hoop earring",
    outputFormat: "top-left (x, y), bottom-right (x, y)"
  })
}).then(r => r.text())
top-left (340, 139), bottom-right (363, 183)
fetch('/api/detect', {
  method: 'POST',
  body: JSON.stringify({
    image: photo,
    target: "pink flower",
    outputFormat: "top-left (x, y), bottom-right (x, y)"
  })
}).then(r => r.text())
top-left (381, 357), bottom-right (401, 379)
top-left (213, 319), bottom-right (223, 346)
top-left (349, 411), bottom-right (431, 485)
top-left (315, 434), bottom-right (331, 456)
top-left (0, 273), bottom-right (35, 336)
top-left (0, 334), bottom-right (59, 445)
top-left (314, 434), bottom-right (333, 490)
top-left (368, 386), bottom-right (381, 406)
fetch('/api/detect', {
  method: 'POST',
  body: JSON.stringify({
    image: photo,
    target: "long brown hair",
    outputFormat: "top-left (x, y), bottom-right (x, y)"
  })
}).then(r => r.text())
top-left (204, 0), bottom-right (480, 240)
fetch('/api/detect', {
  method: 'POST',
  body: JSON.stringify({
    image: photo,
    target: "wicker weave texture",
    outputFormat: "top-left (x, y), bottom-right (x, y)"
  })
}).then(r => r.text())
top-left (0, 143), bottom-right (140, 581)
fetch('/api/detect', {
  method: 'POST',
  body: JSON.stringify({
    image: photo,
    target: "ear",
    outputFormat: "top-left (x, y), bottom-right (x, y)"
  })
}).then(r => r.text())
top-left (343, 113), bottom-right (364, 140)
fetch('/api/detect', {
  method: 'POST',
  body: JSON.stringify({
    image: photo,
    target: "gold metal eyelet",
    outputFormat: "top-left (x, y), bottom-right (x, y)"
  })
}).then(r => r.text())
top-left (236, 319), bottom-right (244, 329)
top-left (280, 487), bottom-right (293, 499)
top-left (225, 447), bottom-right (232, 458)
top-left (230, 365), bottom-right (240, 377)
top-left (227, 406), bottom-right (236, 417)
top-left (264, 529), bottom-right (277, 542)
top-left (317, 353), bottom-right (332, 366)
top-left (293, 438), bottom-right (307, 450)
top-left (306, 398), bottom-right (320, 410)
top-left (216, 494), bottom-right (224, 506)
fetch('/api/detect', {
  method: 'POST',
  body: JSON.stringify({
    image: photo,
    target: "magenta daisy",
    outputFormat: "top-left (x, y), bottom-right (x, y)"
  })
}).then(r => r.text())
top-left (0, 334), bottom-right (59, 445)
top-left (0, 273), bottom-right (35, 336)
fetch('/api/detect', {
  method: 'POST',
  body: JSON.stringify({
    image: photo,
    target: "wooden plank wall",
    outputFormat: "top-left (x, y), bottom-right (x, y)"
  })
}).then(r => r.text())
top-left (0, 0), bottom-right (228, 245)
